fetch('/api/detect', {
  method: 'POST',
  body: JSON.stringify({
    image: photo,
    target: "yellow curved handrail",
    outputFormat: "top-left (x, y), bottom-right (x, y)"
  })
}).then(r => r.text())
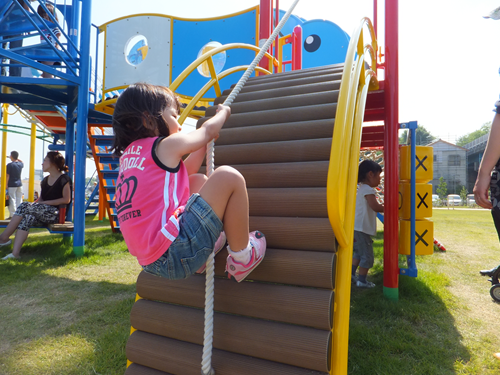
top-left (327, 17), bottom-right (378, 248)
top-left (169, 43), bottom-right (277, 105)
top-left (327, 17), bottom-right (379, 375)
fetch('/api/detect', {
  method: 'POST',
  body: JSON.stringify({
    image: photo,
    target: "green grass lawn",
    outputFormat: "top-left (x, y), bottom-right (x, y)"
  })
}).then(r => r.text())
top-left (1, 210), bottom-right (499, 374)
top-left (349, 208), bottom-right (500, 374)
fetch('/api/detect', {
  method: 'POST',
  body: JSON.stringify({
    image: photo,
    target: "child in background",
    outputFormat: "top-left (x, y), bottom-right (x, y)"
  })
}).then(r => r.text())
top-left (352, 160), bottom-right (384, 288)
top-left (37, 2), bottom-right (61, 78)
top-left (112, 83), bottom-right (266, 282)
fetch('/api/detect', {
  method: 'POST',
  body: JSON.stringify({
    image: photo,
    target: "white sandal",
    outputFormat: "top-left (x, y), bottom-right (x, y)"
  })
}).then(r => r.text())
top-left (1, 253), bottom-right (17, 260)
top-left (0, 239), bottom-right (12, 247)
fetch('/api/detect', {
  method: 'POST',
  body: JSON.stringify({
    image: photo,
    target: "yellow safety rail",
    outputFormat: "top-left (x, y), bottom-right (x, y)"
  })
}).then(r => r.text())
top-left (168, 43), bottom-right (278, 124)
top-left (327, 18), bottom-right (379, 375)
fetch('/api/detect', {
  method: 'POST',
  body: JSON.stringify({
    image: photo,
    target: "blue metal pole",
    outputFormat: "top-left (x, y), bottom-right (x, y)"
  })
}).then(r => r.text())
top-left (398, 121), bottom-right (418, 277)
top-left (73, 0), bottom-right (92, 256)
top-left (409, 124), bottom-right (417, 275)
top-left (63, 103), bottom-right (76, 242)
top-left (69, 0), bottom-right (81, 59)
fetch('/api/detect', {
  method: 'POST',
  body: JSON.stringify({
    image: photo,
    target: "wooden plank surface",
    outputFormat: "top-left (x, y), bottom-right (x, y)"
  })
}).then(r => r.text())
top-left (131, 300), bottom-right (332, 371)
top-left (127, 331), bottom-right (329, 375)
top-left (136, 272), bottom-right (333, 330)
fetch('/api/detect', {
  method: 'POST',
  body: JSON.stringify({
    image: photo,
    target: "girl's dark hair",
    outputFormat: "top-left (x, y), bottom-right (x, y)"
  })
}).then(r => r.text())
top-left (111, 83), bottom-right (181, 157)
top-left (46, 151), bottom-right (68, 172)
top-left (358, 160), bottom-right (382, 183)
top-left (37, 2), bottom-right (58, 22)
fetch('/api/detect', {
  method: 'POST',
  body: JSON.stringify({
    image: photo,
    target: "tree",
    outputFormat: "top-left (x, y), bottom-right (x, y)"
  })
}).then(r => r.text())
top-left (399, 125), bottom-right (436, 145)
top-left (436, 177), bottom-right (448, 204)
top-left (456, 122), bottom-right (491, 147)
top-left (459, 186), bottom-right (468, 206)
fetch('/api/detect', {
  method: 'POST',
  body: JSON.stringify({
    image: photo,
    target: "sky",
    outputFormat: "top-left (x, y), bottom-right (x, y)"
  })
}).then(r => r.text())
top-left (4, 0), bottom-right (500, 179)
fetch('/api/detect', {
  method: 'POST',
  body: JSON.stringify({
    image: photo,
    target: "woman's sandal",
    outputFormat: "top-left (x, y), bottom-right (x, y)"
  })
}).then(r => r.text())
top-left (1, 253), bottom-right (18, 260)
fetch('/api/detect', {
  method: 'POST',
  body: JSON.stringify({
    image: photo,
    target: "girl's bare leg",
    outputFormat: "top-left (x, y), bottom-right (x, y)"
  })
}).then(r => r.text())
top-left (189, 173), bottom-right (208, 195)
top-left (198, 166), bottom-right (249, 251)
top-left (0, 215), bottom-right (22, 242)
top-left (12, 229), bottom-right (28, 258)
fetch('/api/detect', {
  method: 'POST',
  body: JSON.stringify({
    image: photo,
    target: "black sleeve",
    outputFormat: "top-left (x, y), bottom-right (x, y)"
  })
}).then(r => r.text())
top-left (495, 100), bottom-right (500, 114)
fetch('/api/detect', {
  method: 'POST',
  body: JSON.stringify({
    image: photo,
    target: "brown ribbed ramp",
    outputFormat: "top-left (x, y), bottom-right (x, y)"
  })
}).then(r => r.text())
top-left (125, 63), bottom-right (343, 375)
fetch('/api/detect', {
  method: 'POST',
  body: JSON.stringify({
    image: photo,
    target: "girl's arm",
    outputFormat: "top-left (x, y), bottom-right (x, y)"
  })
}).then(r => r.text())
top-left (184, 144), bottom-right (207, 176)
top-left (38, 183), bottom-right (71, 206)
top-left (366, 194), bottom-right (384, 213)
top-left (473, 113), bottom-right (500, 209)
top-left (158, 105), bottom-right (230, 169)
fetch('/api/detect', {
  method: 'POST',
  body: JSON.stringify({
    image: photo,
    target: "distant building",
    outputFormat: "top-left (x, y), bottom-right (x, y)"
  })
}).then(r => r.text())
top-left (464, 133), bottom-right (489, 193)
top-left (427, 139), bottom-right (467, 194)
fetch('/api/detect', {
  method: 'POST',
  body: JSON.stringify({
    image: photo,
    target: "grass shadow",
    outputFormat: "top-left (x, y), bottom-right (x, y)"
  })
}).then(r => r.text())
top-left (348, 231), bottom-right (471, 374)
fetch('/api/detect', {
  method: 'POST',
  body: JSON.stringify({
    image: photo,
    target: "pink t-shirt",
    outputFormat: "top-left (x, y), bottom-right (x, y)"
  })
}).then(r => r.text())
top-left (115, 137), bottom-right (190, 265)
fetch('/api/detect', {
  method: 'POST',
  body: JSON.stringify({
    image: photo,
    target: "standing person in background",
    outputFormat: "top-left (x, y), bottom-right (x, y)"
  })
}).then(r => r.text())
top-left (37, 2), bottom-right (62, 78)
top-left (477, 4), bottom-right (500, 361)
top-left (6, 151), bottom-right (24, 219)
top-left (352, 160), bottom-right (384, 288)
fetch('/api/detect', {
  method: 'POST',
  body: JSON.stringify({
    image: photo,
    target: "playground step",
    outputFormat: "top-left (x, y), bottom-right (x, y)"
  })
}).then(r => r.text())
top-left (215, 118), bottom-right (335, 146)
top-left (204, 138), bottom-right (332, 166)
top-left (91, 135), bottom-right (114, 146)
top-left (242, 63), bottom-right (344, 86)
top-left (199, 160), bottom-right (329, 189)
top-left (214, 80), bottom-right (340, 106)
top-left (101, 171), bottom-right (118, 182)
top-left (198, 102), bottom-right (336, 129)
top-left (221, 72), bottom-right (342, 96)
top-left (126, 331), bottom-right (328, 375)
top-left (102, 186), bottom-right (116, 194)
top-left (96, 155), bottom-right (120, 165)
top-left (130, 300), bottom-right (331, 372)
top-left (207, 90), bottom-right (339, 117)
top-left (0, 5), bottom-right (60, 35)
top-left (137, 273), bottom-right (333, 330)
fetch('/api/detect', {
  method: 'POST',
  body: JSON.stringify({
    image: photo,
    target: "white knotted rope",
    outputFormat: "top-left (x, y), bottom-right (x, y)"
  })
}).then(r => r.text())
top-left (201, 1), bottom-right (301, 374)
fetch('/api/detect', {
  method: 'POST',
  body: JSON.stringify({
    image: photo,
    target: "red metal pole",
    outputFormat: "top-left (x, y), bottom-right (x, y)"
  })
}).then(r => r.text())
top-left (373, 0), bottom-right (378, 39)
top-left (274, 0), bottom-right (279, 71)
top-left (383, 0), bottom-right (399, 300)
top-left (292, 25), bottom-right (302, 71)
top-left (259, 0), bottom-right (272, 74)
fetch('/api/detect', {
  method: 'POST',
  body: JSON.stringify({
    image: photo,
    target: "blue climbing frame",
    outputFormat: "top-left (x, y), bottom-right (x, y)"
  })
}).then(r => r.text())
top-left (0, 0), bottom-right (94, 256)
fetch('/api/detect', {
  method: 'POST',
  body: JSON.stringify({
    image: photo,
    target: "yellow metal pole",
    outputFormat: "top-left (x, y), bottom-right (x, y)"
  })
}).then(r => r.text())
top-left (29, 122), bottom-right (36, 202)
top-left (0, 104), bottom-right (8, 220)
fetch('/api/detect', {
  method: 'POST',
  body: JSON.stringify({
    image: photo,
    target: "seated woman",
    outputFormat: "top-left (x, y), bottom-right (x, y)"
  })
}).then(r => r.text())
top-left (0, 152), bottom-right (72, 260)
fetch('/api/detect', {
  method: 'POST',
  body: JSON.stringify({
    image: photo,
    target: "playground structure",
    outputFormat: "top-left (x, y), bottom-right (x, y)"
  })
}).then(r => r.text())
top-left (0, 0), bottom-right (439, 374)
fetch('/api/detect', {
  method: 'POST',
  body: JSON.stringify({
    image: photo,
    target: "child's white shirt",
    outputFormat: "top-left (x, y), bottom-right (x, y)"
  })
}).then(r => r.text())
top-left (354, 183), bottom-right (377, 236)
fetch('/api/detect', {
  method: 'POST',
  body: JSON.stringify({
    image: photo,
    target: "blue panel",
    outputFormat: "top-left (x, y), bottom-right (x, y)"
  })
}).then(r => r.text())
top-left (301, 20), bottom-right (350, 69)
top-left (172, 9), bottom-right (258, 98)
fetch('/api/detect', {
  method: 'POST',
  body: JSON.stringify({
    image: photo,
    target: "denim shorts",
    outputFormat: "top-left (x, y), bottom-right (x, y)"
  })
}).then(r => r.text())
top-left (353, 230), bottom-right (375, 269)
top-left (142, 193), bottom-right (223, 280)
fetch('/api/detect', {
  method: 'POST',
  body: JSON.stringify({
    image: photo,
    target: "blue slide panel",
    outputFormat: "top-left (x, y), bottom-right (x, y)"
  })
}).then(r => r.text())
top-left (172, 9), bottom-right (258, 98)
